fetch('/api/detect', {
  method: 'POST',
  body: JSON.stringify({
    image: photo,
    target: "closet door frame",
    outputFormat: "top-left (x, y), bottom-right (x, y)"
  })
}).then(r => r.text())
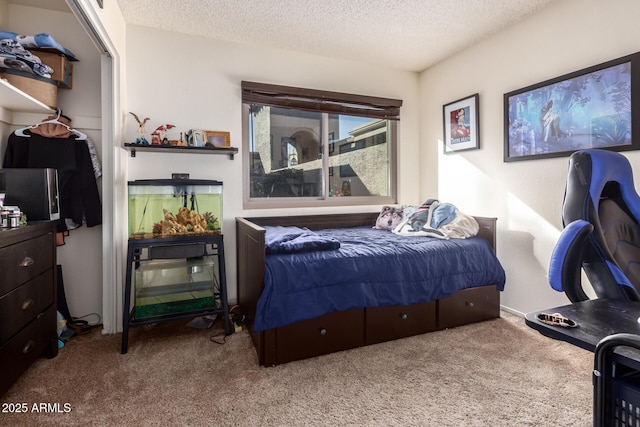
top-left (67, 0), bottom-right (123, 334)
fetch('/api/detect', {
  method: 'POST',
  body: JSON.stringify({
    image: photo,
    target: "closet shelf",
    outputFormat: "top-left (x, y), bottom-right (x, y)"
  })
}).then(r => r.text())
top-left (123, 143), bottom-right (238, 159)
top-left (0, 78), bottom-right (55, 113)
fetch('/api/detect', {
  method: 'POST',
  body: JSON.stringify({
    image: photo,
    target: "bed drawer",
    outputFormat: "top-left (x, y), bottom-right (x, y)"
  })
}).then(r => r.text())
top-left (275, 308), bottom-right (365, 364)
top-left (438, 286), bottom-right (500, 329)
top-left (365, 301), bottom-right (437, 345)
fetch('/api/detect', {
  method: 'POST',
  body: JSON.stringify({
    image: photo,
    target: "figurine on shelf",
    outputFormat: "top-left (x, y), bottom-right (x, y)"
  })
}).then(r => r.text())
top-left (129, 112), bottom-right (150, 144)
top-left (150, 131), bottom-right (160, 145)
top-left (154, 124), bottom-right (176, 145)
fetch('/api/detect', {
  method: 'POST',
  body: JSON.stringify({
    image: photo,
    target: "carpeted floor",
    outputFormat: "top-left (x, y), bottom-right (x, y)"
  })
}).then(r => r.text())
top-left (0, 311), bottom-right (593, 426)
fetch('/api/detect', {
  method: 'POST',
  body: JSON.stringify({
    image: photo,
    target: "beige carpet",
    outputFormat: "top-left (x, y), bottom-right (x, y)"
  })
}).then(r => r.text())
top-left (1, 311), bottom-right (592, 426)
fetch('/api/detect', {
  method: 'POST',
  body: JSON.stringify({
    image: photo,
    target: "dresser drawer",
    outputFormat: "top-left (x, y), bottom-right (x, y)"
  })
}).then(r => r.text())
top-left (0, 233), bottom-right (54, 295)
top-left (275, 308), bottom-right (365, 364)
top-left (438, 286), bottom-right (500, 329)
top-left (0, 306), bottom-right (57, 396)
top-left (0, 270), bottom-right (55, 342)
top-left (366, 301), bottom-right (437, 345)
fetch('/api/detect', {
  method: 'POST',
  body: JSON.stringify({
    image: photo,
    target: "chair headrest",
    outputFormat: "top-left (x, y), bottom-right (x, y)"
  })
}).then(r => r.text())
top-left (582, 149), bottom-right (635, 199)
top-left (569, 149), bottom-right (640, 220)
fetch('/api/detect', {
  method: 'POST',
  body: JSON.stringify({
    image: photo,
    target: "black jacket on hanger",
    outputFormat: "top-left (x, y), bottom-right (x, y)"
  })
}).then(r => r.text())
top-left (3, 131), bottom-right (102, 230)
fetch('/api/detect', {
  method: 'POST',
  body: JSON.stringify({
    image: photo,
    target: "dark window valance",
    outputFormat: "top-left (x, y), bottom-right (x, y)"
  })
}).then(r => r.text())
top-left (241, 81), bottom-right (402, 120)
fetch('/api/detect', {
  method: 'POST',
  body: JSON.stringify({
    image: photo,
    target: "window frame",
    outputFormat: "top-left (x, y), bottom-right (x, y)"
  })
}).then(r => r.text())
top-left (241, 82), bottom-right (401, 209)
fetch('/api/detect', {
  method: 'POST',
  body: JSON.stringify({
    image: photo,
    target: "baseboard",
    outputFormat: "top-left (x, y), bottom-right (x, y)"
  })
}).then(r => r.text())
top-left (500, 305), bottom-right (525, 318)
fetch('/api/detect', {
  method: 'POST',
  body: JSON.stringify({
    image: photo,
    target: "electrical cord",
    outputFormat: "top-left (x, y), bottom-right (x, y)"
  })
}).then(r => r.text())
top-left (209, 333), bottom-right (227, 345)
top-left (209, 304), bottom-right (243, 345)
top-left (67, 312), bottom-right (102, 335)
top-left (228, 304), bottom-right (246, 325)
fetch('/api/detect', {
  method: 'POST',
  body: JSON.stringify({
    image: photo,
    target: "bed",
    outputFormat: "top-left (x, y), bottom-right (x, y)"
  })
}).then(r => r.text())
top-left (236, 212), bottom-right (506, 366)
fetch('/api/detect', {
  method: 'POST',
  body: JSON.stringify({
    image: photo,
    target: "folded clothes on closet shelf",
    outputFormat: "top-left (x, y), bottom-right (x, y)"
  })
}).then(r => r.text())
top-left (0, 31), bottom-right (77, 60)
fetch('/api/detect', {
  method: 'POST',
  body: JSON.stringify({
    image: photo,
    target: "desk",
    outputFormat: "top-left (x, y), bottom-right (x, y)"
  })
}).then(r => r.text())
top-left (525, 299), bottom-right (640, 370)
top-left (525, 299), bottom-right (640, 347)
top-left (526, 299), bottom-right (640, 426)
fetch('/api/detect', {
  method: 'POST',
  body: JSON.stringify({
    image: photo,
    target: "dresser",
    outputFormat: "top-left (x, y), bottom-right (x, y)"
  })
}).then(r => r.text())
top-left (0, 221), bottom-right (58, 396)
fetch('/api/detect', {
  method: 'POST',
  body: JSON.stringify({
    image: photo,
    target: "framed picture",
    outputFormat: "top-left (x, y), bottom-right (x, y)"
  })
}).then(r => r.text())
top-left (443, 94), bottom-right (480, 153)
top-left (504, 52), bottom-right (640, 162)
top-left (204, 130), bottom-right (231, 147)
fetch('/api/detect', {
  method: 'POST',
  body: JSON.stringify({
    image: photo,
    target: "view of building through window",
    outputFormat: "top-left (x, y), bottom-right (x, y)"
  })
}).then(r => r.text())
top-left (247, 106), bottom-right (392, 202)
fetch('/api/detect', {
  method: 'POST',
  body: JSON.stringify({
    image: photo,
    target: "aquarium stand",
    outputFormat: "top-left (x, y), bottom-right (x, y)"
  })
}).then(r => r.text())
top-left (121, 234), bottom-right (231, 354)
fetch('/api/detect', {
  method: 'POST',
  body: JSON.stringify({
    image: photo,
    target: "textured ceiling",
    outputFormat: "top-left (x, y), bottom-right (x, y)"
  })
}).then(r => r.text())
top-left (116, 0), bottom-right (556, 72)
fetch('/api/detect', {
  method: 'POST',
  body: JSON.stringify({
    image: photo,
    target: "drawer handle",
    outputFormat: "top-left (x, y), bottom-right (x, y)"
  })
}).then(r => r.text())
top-left (400, 313), bottom-right (408, 320)
top-left (22, 340), bottom-right (36, 354)
top-left (319, 328), bottom-right (327, 336)
top-left (466, 301), bottom-right (475, 308)
top-left (20, 257), bottom-right (35, 267)
top-left (21, 298), bottom-right (35, 311)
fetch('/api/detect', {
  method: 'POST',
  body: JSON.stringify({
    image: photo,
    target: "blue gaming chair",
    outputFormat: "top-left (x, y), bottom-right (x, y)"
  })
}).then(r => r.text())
top-left (549, 149), bottom-right (640, 302)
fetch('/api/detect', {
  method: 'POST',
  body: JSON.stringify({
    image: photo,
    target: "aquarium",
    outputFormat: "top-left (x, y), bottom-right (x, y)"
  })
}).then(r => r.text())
top-left (128, 179), bottom-right (222, 239)
top-left (133, 256), bottom-right (221, 320)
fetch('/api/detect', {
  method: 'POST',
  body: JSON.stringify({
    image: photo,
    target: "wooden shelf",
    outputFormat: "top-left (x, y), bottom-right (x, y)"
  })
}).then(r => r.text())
top-left (0, 78), bottom-right (55, 114)
top-left (123, 143), bottom-right (239, 159)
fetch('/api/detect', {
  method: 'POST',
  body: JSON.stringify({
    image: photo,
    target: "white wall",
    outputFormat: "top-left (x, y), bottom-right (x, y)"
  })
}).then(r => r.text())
top-left (420, 0), bottom-right (640, 315)
top-left (123, 26), bottom-right (421, 305)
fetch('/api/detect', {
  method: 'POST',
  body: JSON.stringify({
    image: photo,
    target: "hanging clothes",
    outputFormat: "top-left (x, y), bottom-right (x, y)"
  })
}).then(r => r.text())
top-left (3, 123), bottom-right (102, 233)
top-left (28, 115), bottom-right (102, 179)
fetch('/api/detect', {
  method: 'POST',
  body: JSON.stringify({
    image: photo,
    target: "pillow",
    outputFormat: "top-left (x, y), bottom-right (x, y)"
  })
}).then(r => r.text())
top-left (392, 200), bottom-right (479, 239)
top-left (374, 205), bottom-right (406, 230)
top-left (264, 226), bottom-right (307, 249)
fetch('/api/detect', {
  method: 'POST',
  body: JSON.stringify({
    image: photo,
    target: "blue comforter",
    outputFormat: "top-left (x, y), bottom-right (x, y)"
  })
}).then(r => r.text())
top-left (254, 226), bottom-right (506, 332)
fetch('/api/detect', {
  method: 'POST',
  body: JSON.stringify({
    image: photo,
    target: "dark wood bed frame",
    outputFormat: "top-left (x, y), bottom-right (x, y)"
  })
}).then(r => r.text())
top-left (236, 212), bottom-right (501, 366)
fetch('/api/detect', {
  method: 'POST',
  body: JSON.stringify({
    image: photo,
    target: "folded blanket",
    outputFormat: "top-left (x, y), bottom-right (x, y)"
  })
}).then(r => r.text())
top-left (0, 31), bottom-right (77, 60)
top-left (0, 57), bottom-right (34, 74)
top-left (0, 39), bottom-right (54, 77)
top-left (264, 226), bottom-right (340, 254)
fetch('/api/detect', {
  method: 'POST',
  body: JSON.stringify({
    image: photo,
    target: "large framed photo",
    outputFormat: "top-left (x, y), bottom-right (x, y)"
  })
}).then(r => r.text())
top-left (443, 94), bottom-right (480, 153)
top-left (504, 52), bottom-right (640, 162)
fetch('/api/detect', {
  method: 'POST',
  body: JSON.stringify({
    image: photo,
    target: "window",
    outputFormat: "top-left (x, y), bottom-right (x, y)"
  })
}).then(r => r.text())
top-left (242, 81), bottom-right (402, 208)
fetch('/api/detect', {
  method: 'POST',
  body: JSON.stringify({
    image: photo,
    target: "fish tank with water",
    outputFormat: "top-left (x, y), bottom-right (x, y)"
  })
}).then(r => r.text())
top-left (133, 254), bottom-right (221, 320)
top-left (127, 179), bottom-right (222, 239)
